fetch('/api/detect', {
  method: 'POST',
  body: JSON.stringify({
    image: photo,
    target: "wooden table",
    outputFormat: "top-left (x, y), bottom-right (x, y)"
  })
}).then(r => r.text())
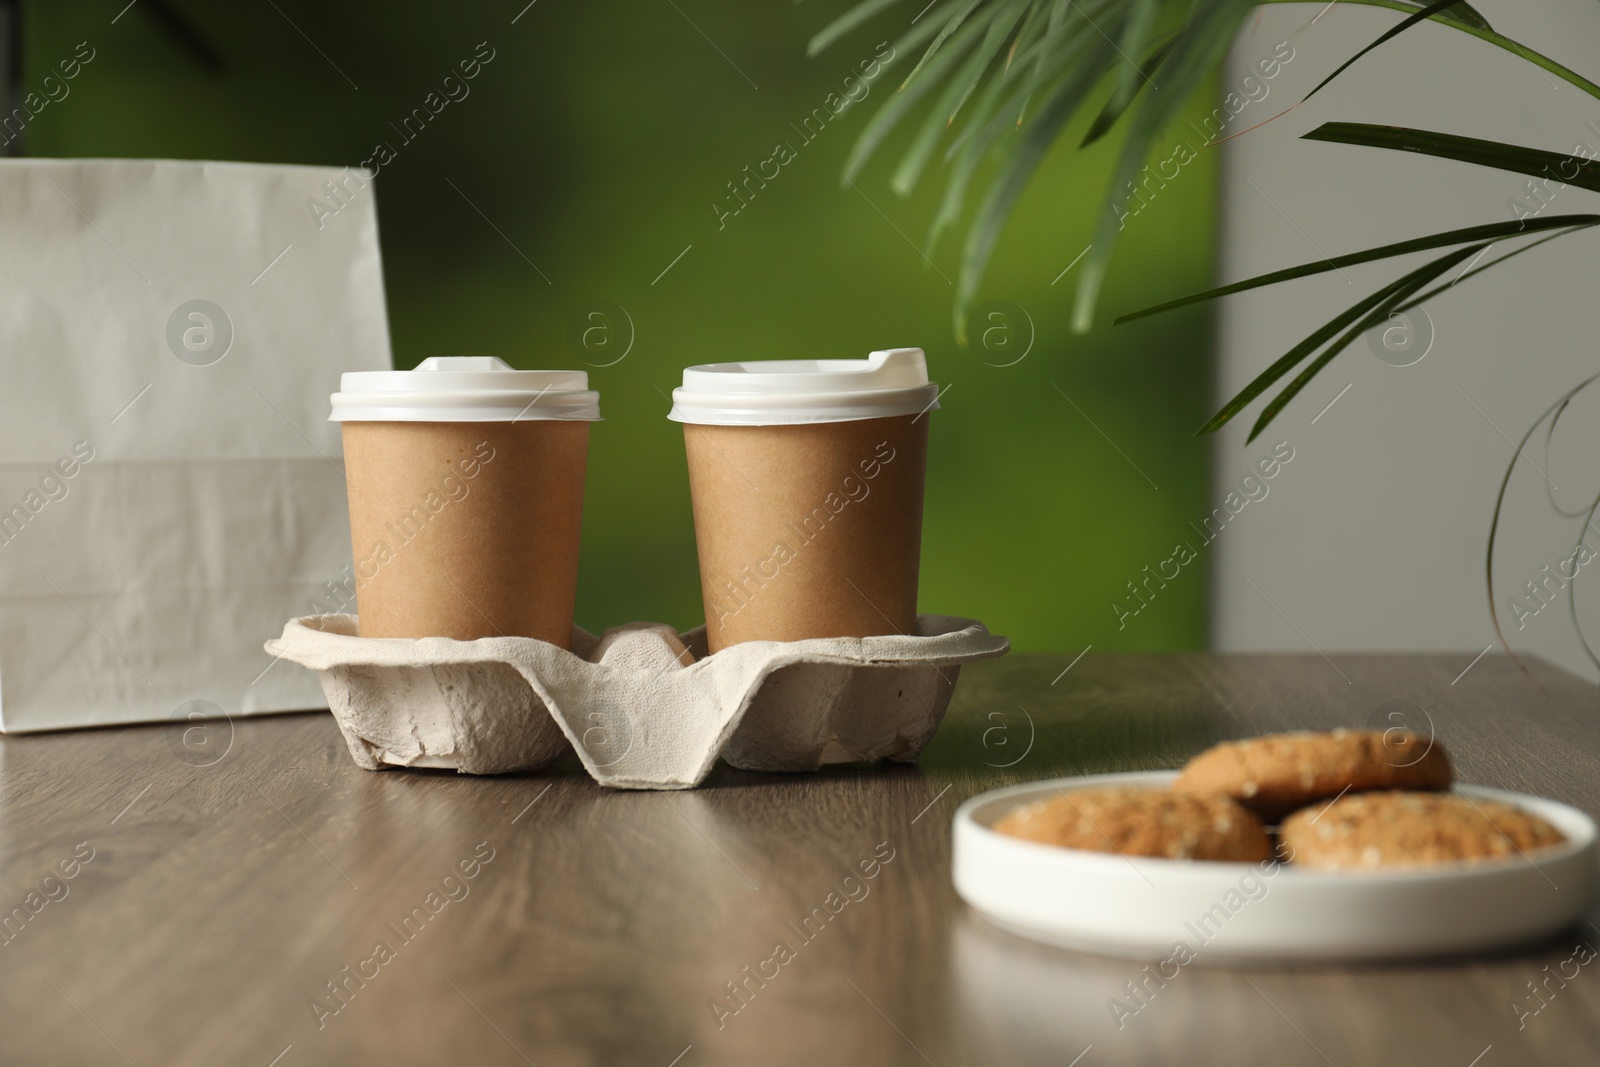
top-left (2, 652), bottom-right (1597, 1066)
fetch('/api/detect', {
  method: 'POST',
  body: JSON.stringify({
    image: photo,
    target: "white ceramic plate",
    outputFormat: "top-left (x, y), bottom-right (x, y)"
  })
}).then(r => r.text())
top-left (952, 771), bottom-right (1598, 962)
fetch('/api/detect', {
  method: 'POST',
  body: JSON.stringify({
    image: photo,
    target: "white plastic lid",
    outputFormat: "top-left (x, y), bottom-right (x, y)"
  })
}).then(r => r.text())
top-left (667, 348), bottom-right (939, 425)
top-left (329, 356), bottom-right (602, 422)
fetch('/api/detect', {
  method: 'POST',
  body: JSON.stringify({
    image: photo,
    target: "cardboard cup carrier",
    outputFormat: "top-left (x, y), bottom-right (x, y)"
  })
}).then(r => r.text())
top-left (669, 348), bottom-right (937, 652)
top-left (330, 357), bottom-right (599, 644)
top-left (273, 348), bottom-right (1006, 788)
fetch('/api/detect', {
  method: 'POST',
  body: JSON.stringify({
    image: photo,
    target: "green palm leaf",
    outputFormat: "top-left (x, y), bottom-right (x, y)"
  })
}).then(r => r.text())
top-left (1118, 113), bottom-right (1600, 440)
top-left (1107, 0), bottom-right (1161, 120)
top-left (1192, 214), bottom-right (1597, 440)
top-left (1261, 0), bottom-right (1600, 99)
top-left (901, 0), bottom-right (989, 91)
top-left (956, 36), bottom-right (1121, 340)
top-left (927, 8), bottom-right (1098, 255)
top-left (1304, 122), bottom-right (1600, 193)
top-left (946, 3), bottom-right (1091, 159)
top-left (812, 0), bottom-right (1597, 339)
top-left (1300, 0), bottom-right (1473, 104)
top-left (1391, 0), bottom-right (1492, 31)
top-left (808, 0), bottom-right (910, 57)
top-left (949, 0), bottom-right (1032, 122)
top-left (839, 7), bottom-right (997, 184)
top-left (1115, 213), bottom-right (1599, 322)
top-left (892, 0), bottom-right (1031, 196)
top-left (1244, 244), bottom-right (1484, 441)
top-left (1394, 223), bottom-right (1595, 312)
top-left (1071, 0), bottom-right (1256, 335)
top-left (1080, 36), bottom-right (1175, 148)
top-left (1197, 272), bottom-right (1413, 437)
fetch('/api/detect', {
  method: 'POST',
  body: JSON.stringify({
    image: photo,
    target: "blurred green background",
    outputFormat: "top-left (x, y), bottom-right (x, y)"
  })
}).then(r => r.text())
top-left (22, 0), bottom-right (1217, 651)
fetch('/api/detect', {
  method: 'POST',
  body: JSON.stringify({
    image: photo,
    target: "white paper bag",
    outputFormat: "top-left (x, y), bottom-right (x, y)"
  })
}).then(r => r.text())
top-left (0, 158), bottom-right (391, 732)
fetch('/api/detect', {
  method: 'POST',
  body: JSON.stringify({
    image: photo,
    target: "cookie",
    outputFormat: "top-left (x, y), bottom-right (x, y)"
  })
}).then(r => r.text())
top-left (993, 787), bottom-right (1273, 862)
top-left (1173, 729), bottom-right (1452, 821)
top-left (1280, 791), bottom-right (1565, 869)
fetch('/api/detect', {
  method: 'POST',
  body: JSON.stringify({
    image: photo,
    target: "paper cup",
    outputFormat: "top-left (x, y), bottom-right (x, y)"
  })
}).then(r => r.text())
top-left (669, 349), bottom-right (938, 652)
top-left (330, 357), bottom-right (600, 644)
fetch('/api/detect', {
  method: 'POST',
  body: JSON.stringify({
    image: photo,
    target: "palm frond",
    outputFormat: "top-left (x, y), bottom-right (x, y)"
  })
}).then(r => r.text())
top-left (1106, 0), bottom-right (1161, 123)
top-left (1140, 211), bottom-right (1598, 438)
top-left (902, 0), bottom-right (990, 91)
top-left (922, 8), bottom-right (1100, 259)
top-left (1115, 214), bottom-right (1600, 322)
top-left (1389, 0), bottom-right (1493, 32)
top-left (1260, 0), bottom-right (1600, 99)
top-left (1197, 270), bottom-right (1414, 437)
top-left (1080, 36), bottom-right (1175, 149)
top-left (1116, 110), bottom-right (1600, 439)
top-left (1072, 0), bottom-right (1258, 335)
top-left (892, 0), bottom-right (1031, 196)
top-left (1395, 223), bottom-right (1595, 312)
top-left (1243, 243), bottom-right (1484, 441)
top-left (956, 34), bottom-right (1120, 340)
top-left (1304, 123), bottom-right (1600, 193)
top-left (1300, 0), bottom-right (1475, 104)
top-left (807, 0), bottom-right (911, 58)
top-left (812, 0), bottom-right (1596, 341)
top-left (839, 6), bottom-right (997, 184)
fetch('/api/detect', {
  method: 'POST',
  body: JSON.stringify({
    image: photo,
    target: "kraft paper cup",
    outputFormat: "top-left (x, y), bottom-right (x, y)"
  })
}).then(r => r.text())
top-left (669, 348), bottom-right (938, 653)
top-left (329, 357), bottom-right (600, 644)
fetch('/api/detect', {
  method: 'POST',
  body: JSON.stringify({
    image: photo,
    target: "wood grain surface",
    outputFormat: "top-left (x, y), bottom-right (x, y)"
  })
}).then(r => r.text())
top-left (1, 651), bottom-right (1597, 1066)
